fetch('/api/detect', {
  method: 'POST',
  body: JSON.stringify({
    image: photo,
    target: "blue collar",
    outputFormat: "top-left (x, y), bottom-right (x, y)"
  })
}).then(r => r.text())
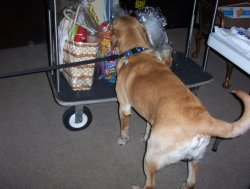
top-left (116, 47), bottom-right (149, 71)
top-left (119, 47), bottom-right (149, 58)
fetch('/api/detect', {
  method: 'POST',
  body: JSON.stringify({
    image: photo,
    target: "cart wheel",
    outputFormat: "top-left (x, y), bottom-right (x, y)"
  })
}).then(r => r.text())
top-left (63, 106), bottom-right (92, 131)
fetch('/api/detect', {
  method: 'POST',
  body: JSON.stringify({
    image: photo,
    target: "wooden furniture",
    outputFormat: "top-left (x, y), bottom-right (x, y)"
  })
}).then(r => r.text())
top-left (192, 0), bottom-right (250, 88)
top-left (207, 32), bottom-right (250, 75)
top-left (200, 0), bottom-right (250, 151)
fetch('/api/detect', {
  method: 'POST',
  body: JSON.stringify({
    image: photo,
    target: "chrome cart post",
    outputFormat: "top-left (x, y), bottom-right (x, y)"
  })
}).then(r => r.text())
top-left (47, 0), bottom-right (54, 75)
top-left (202, 0), bottom-right (219, 71)
top-left (47, 0), bottom-right (61, 92)
top-left (52, 0), bottom-right (60, 93)
top-left (185, 0), bottom-right (198, 58)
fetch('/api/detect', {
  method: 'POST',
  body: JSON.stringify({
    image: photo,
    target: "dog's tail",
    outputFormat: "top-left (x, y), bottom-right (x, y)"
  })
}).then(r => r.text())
top-left (206, 90), bottom-right (250, 138)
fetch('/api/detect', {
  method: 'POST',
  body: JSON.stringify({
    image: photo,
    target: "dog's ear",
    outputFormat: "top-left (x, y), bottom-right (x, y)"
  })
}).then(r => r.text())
top-left (110, 20), bottom-right (121, 53)
top-left (141, 23), bottom-right (153, 46)
top-left (110, 31), bottom-right (120, 53)
top-left (136, 22), bottom-right (151, 47)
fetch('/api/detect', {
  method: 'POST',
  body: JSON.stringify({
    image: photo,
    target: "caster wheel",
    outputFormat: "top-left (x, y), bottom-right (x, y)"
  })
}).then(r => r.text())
top-left (63, 106), bottom-right (92, 131)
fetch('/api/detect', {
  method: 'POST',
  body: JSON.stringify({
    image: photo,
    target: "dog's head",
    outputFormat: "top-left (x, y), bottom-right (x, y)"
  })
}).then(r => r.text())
top-left (111, 16), bottom-right (150, 54)
top-left (111, 16), bottom-right (173, 67)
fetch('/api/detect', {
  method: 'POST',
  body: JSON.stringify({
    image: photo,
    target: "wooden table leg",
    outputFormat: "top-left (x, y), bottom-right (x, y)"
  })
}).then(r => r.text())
top-left (223, 62), bottom-right (234, 89)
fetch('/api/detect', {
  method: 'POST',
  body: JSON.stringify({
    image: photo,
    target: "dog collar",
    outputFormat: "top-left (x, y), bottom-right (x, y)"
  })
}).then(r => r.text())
top-left (116, 47), bottom-right (149, 73)
top-left (119, 47), bottom-right (149, 58)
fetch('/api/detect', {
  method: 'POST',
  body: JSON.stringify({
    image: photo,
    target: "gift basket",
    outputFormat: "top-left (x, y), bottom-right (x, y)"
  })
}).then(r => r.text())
top-left (58, 2), bottom-right (100, 91)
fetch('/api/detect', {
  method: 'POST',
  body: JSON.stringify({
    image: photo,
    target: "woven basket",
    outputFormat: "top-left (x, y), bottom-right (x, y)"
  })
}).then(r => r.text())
top-left (62, 4), bottom-right (99, 91)
top-left (63, 40), bottom-right (99, 91)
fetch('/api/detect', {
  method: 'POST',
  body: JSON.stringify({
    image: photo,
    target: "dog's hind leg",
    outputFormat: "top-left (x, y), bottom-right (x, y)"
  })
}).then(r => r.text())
top-left (117, 103), bottom-right (132, 145)
top-left (133, 130), bottom-right (172, 189)
top-left (181, 160), bottom-right (199, 189)
top-left (132, 154), bottom-right (158, 189)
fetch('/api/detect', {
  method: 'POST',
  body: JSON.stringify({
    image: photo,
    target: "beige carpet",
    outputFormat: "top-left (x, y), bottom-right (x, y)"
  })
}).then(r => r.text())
top-left (0, 28), bottom-right (249, 189)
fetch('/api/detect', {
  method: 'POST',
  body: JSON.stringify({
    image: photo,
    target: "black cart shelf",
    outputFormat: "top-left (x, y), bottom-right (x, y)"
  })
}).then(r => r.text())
top-left (46, 0), bottom-right (213, 131)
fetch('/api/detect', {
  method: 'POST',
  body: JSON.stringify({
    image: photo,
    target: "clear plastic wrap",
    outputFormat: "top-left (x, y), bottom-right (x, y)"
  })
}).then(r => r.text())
top-left (135, 7), bottom-right (173, 62)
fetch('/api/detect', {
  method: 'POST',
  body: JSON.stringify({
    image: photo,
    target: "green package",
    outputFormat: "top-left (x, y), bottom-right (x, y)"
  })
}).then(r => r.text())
top-left (70, 24), bottom-right (79, 41)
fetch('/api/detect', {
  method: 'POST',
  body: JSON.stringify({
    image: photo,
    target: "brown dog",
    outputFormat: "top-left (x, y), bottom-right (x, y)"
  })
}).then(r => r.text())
top-left (111, 16), bottom-right (250, 189)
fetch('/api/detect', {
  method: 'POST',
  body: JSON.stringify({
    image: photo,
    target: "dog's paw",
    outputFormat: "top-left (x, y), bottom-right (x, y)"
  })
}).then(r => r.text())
top-left (180, 182), bottom-right (188, 189)
top-left (140, 133), bottom-right (148, 143)
top-left (181, 182), bottom-right (195, 189)
top-left (131, 185), bottom-right (142, 189)
top-left (117, 136), bottom-right (129, 145)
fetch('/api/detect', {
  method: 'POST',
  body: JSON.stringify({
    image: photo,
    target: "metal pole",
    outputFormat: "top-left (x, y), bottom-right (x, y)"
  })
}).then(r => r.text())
top-left (47, 1), bottom-right (54, 75)
top-left (53, 0), bottom-right (60, 93)
top-left (202, 0), bottom-right (219, 71)
top-left (185, 0), bottom-right (197, 58)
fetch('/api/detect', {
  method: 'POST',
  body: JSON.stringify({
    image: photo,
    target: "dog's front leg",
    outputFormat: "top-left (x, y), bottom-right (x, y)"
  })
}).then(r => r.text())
top-left (117, 104), bottom-right (131, 145)
top-left (181, 160), bottom-right (199, 189)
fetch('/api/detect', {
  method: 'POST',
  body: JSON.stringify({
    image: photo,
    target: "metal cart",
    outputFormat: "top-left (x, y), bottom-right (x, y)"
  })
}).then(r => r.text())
top-left (46, 0), bottom-right (213, 131)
